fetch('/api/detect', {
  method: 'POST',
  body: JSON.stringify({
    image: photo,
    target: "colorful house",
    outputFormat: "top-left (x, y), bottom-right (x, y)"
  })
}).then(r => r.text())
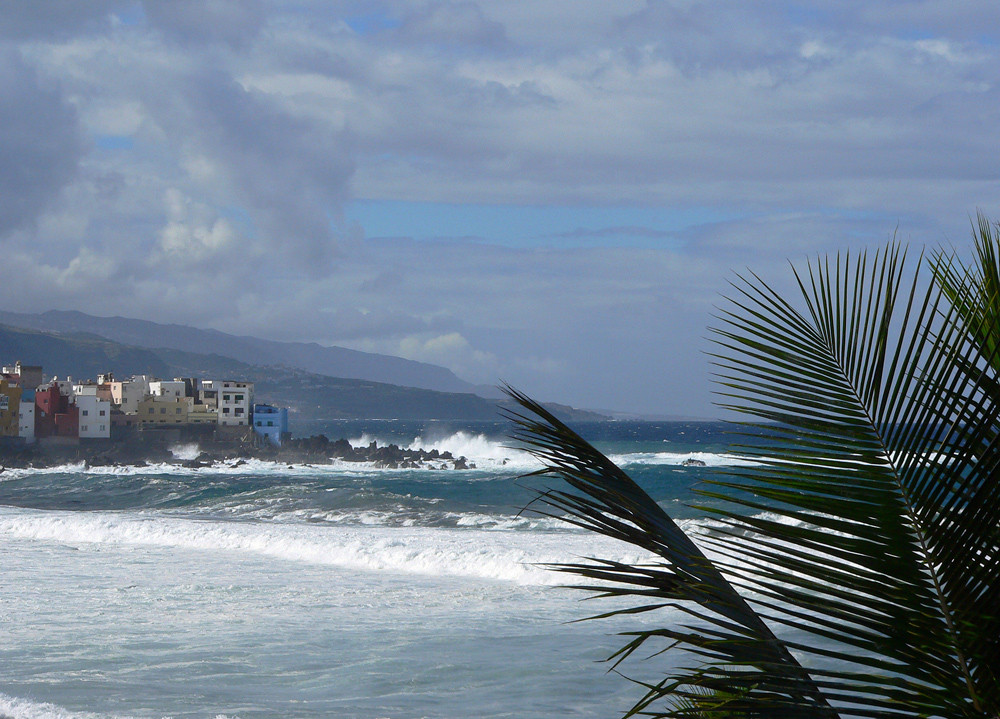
top-left (35, 381), bottom-right (78, 439)
top-left (252, 404), bottom-right (288, 446)
top-left (0, 378), bottom-right (22, 437)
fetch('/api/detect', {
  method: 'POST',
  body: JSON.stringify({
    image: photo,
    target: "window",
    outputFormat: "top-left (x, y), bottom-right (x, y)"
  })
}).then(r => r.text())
top-left (160, 408), bottom-right (166, 414)
top-left (82, 409), bottom-right (89, 416)
top-left (223, 407), bottom-right (230, 414)
top-left (267, 421), bottom-right (274, 427)
top-left (235, 395), bottom-right (244, 402)
top-left (100, 410), bottom-right (106, 416)
top-left (175, 408), bottom-right (181, 414)
top-left (235, 408), bottom-right (244, 415)
top-left (100, 425), bottom-right (105, 432)
top-left (256, 421), bottom-right (262, 426)
top-left (223, 394), bottom-right (230, 401)
top-left (81, 425), bottom-right (88, 432)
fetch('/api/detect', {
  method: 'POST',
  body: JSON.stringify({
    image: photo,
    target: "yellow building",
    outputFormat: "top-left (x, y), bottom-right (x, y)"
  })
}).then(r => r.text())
top-left (0, 378), bottom-right (22, 437)
top-left (187, 403), bottom-right (218, 424)
top-left (137, 396), bottom-right (189, 425)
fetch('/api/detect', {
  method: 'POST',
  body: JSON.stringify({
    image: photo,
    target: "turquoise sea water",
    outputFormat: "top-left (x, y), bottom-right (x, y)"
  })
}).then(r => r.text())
top-left (0, 420), bottom-right (746, 719)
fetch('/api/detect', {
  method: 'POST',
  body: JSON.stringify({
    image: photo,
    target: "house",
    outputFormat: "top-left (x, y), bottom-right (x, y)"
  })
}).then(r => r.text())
top-left (18, 388), bottom-right (35, 443)
top-left (187, 402), bottom-right (217, 424)
top-left (252, 404), bottom-right (288, 446)
top-left (107, 376), bottom-right (149, 415)
top-left (0, 378), bottom-right (21, 437)
top-left (35, 381), bottom-right (78, 439)
top-left (202, 380), bottom-right (253, 426)
top-left (75, 394), bottom-right (112, 439)
top-left (149, 379), bottom-right (187, 400)
top-left (137, 395), bottom-right (190, 425)
top-left (2, 362), bottom-right (43, 391)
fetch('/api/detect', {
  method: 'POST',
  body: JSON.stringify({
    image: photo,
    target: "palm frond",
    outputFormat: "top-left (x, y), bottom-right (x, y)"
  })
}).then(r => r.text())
top-left (503, 386), bottom-right (837, 718)
top-left (506, 237), bottom-right (1000, 718)
top-left (931, 212), bottom-right (1000, 366)
top-left (705, 243), bottom-right (1000, 716)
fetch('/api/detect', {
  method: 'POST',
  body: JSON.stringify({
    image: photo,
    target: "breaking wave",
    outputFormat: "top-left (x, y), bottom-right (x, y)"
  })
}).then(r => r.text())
top-left (0, 693), bottom-right (237, 719)
top-left (0, 507), bottom-right (651, 585)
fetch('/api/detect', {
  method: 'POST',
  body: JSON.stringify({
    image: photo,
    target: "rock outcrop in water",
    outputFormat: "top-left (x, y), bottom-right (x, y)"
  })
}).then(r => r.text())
top-left (0, 433), bottom-right (476, 471)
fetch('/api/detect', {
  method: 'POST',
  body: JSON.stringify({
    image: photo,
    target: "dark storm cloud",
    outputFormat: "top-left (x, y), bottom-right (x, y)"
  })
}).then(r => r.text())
top-left (143, 66), bottom-right (355, 273)
top-left (0, 49), bottom-right (82, 236)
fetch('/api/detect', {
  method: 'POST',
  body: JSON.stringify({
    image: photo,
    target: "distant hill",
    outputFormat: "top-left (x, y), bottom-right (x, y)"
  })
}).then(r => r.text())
top-left (0, 309), bottom-right (489, 395)
top-left (0, 324), bottom-right (604, 422)
top-left (0, 324), bottom-right (171, 380)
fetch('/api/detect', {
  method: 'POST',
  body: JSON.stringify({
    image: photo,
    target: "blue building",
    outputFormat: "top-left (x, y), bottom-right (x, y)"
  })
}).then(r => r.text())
top-left (252, 404), bottom-right (288, 446)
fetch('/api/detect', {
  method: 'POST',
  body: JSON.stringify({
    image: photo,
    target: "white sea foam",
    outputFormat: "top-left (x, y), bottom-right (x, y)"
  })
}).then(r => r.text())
top-left (225, 505), bottom-right (569, 531)
top-left (0, 458), bottom-right (418, 480)
top-left (0, 693), bottom-right (239, 719)
top-left (0, 435), bottom-right (754, 481)
top-left (608, 450), bottom-right (760, 467)
top-left (169, 443), bottom-right (201, 461)
top-left (406, 431), bottom-right (538, 470)
top-left (349, 431), bottom-right (539, 471)
top-left (0, 507), bottom-right (651, 585)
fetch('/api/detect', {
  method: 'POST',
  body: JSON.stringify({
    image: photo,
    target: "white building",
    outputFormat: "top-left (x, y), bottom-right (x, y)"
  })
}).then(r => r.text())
top-left (18, 400), bottom-right (34, 443)
top-left (202, 380), bottom-right (254, 426)
top-left (75, 395), bottom-right (111, 439)
top-left (149, 380), bottom-right (187, 400)
top-left (108, 376), bottom-right (149, 414)
top-left (73, 383), bottom-right (99, 396)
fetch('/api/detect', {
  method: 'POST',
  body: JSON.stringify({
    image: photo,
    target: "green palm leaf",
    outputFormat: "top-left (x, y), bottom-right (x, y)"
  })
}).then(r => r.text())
top-left (507, 240), bottom-right (1000, 718)
top-left (932, 212), bottom-right (1000, 368)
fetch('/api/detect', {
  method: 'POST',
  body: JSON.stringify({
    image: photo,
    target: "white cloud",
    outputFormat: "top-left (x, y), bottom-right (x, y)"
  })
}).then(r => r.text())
top-left (396, 331), bottom-right (500, 381)
top-left (0, 1), bottom-right (997, 414)
top-left (155, 189), bottom-right (243, 265)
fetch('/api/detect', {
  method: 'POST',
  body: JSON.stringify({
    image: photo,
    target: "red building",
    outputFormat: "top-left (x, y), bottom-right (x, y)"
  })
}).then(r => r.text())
top-left (35, 383), bottom-right (79, 439)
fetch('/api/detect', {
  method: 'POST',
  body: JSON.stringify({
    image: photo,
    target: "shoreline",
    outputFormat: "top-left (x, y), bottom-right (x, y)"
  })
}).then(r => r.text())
top-left (0, 434), bottom-right (477, 472)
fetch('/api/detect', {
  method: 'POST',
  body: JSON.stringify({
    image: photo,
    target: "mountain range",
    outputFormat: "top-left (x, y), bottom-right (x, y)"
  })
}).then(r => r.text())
top-left (0, 309), bottom-right (490, 395)
top-left (0, 313), bottom-right (602, 421)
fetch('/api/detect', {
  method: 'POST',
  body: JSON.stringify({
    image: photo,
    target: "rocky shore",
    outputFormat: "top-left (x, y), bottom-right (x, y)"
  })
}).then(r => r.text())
top-left (0, 434), bottom-right (476, 472)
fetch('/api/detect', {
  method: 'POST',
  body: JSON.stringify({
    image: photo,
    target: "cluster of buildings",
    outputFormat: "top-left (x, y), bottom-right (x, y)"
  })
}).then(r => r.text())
top-left (0, 361), bottom-right (289, 446)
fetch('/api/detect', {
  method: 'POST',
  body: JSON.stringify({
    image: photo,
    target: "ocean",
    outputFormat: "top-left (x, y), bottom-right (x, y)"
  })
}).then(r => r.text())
top-left (0, 419), bottom-right (748, 719)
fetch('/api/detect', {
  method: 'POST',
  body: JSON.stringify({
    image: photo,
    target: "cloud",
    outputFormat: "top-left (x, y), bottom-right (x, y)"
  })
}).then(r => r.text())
top-left (395, 2), bottom-right (509, 50)
top-left (397, 331), bottom-right (500, 379)
top-left (0, 49), bottom-right (83, 236)
top-left (142, 0), bottom-right (266, 48)
top-left (0, 1), bottom-right (997, 416)
top-left (142, 66), bottom-right (355, 274)
top-left (0, 1), bottom-right (124, 39)
top-left (154, 188), bottom-right (244, 266)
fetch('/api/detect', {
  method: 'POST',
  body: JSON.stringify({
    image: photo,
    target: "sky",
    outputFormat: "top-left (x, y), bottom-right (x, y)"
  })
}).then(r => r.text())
top-left (1, 1), bottom-right (998, 417)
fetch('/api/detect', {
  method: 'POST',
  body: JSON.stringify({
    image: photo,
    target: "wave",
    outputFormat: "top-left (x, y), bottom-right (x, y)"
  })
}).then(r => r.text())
top-left (360, 431), bottom-right (759, 470)
top-left (0, 507), bottom-right (651, 585)
top-left (0, 693), bottom-right (236, 719)
top-left (348, 431), bottom-right (539, 471)
top-left (1, 437), bottom-right (755, 482)
top-left (0, 456), bottom-right (477, 480)
top-left (607, 450), bottom-right (760, 467)
top-left (221, 505), bottom-right (572, 532)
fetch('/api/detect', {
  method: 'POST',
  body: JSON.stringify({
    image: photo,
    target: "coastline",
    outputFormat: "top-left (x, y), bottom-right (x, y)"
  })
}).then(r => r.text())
top-left (0, 433), bottom-right (476, 472)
